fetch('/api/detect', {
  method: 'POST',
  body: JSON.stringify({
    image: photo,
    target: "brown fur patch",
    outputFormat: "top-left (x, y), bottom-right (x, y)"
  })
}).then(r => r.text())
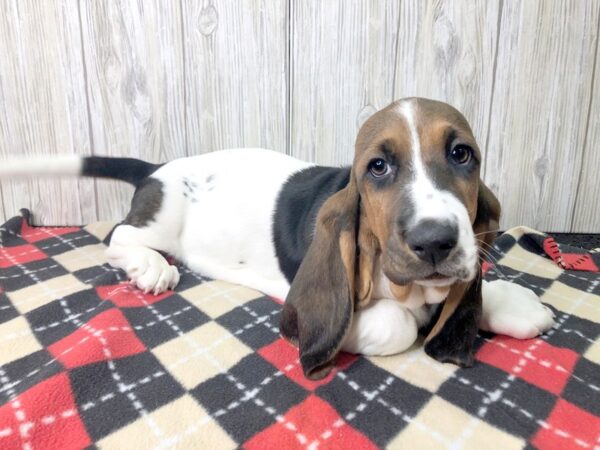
top-left (389, 282), bottom-right (414, 301)
top-left (356, 227), bottom-right (378, 307)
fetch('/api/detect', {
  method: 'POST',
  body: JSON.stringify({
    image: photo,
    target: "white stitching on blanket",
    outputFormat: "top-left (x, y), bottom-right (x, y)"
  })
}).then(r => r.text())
top-left (466, 284), bottom-right (593, 448)
top-left (0, 244), bottom-right (42, 450)
top-left (419, 356), bottom-right (594, 449)
top-left (166, 309), bottom-right (279, 371)
top-left (0, 264), bottom-right (61, 280)
top-left (482, 336), bottom-right (600, 392)
top-left (79, 371), bottom-right (166, 412)
top-left (0, 280), bottom-right (280, 405)
top-left (485, 239), bottom-right (600, 285)
top-left (560, 327), bottom-right (596, 344)
top-left (1, 227), bottom-right (167, 440)
top-left (28, 281), bottom-right (250, 334)
top-left (0, 234), bottom-right (93, 261)
top-left (0, 408), bottom-right (78, 443)
top-left (0, 226), bottom-right (72, 241)
top-left (7, 266), bottom-right (124, 310)
top-left (0, 365), bottom-right (32, 450)
top-left (333, 372), bottom-right (449, 446)
top-left (2, 222), bottom-right (598, 448)
top-left (152, 269), bottom-right (308, 450)
top-left (452, 265), bottom-right (594, 449)
top-left (7, 226), bottom-right (292, 447)
top-left (156, 358), bottom-right (312, 450)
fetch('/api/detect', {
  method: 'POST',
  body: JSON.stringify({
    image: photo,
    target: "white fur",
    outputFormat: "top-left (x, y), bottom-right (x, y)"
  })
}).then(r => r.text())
top-left (0, 147), bottom-right (555, 357)
top-left (342, 299), bottom-right (422, 355)
top-left (110, 149), bottom-right (312, 300)
top-left (480, 279), bottom-right (555, 339)
top-left (106, 244), bottom-right (180, 295)
top-left (343, 279), bottom-right (555, 355)
top-left (397, 100), bottom-right (478, 282)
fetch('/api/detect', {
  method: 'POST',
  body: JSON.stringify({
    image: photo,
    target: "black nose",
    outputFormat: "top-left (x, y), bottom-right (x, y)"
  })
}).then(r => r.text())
top-left (405, 220), bottom-right (458, 265)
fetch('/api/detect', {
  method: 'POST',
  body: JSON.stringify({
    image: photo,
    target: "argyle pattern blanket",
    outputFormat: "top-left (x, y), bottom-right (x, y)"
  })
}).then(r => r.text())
top-left (0, 210), bottom-right (599, 450)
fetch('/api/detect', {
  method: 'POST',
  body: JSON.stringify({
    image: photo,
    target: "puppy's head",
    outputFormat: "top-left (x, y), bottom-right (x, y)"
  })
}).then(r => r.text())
top-left (281, 98), bottom-right (499, 379)
top-left (355, 98), bottom-right (483, 288)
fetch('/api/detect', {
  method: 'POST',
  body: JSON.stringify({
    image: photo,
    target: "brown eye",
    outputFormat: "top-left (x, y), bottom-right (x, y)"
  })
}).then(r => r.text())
top-left (449, 145), bottom-right (473, 165)
top-left (368, 158), bottom-right (390, 177)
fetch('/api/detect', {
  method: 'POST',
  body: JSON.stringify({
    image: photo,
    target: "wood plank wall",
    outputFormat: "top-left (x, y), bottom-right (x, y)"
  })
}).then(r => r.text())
top-left (1, 0), bottom-right (598, 232)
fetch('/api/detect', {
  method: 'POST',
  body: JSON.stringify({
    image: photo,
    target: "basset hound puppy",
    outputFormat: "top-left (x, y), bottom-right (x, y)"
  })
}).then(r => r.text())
top-left (0, 98), bottom-right (554, 379)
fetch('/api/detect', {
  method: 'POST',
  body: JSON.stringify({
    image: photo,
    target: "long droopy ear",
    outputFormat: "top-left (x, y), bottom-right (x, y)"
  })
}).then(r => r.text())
top-left (424, 180), bottom-right (500, 366)
top-left (473, 180), bottom-right (501, 248)
top-left (280, 178), bottom-right (360, 380)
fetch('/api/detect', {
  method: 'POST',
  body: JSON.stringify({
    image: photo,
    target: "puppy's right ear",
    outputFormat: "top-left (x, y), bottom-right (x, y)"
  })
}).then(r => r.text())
top-left (280, 181), bottom-right (359, 380)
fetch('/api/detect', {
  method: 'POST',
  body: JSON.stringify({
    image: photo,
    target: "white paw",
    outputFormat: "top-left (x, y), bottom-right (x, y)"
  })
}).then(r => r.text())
top-left (106, 246), bottom-right (180, 295)
top-left (481, 279), bottom-right (555, 339)
top-left (342, 298), bottom-right (419, 356)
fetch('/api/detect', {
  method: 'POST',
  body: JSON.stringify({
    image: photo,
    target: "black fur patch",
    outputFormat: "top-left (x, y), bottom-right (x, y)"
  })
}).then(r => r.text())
top-left (82, 157), bottom-right (162, 186)
top-left (273, 166), bottom-right (351, 283)
top-left (124, 178), bottom-right (164, 228)
top-left (424, 275), bottom-right (482, 367)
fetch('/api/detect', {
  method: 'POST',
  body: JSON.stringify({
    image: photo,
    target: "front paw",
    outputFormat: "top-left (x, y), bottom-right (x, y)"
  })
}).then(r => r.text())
top-left (130, 260), bottom-right (180, 295)
top-left (107, 246), bottom-right (180, 295)
top-left (481, 279), bottom-right (555, 339)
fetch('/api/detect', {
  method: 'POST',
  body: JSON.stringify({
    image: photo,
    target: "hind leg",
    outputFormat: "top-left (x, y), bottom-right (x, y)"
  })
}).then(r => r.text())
top-left (106, 177), bottom-right (184, 294)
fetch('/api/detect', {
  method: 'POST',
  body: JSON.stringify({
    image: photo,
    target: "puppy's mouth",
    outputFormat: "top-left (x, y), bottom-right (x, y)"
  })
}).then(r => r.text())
top-left (383, 242), bottom-right (477, 287)
top-left (383, 255), bottom-right (469, 287)
top-left (384, 266), bottom-right (457, 287)
top-left (423, 272), bottom-right (447, 280)
top-left (414, 272), bottom-right (457, 287)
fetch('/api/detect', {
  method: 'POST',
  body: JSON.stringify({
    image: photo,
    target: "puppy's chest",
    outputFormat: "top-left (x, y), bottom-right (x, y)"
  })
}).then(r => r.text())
top-left (372, 270), bottom-right (450, 308)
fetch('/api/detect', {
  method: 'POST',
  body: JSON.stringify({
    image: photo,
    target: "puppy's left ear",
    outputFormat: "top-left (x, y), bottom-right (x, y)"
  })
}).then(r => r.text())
top-left (280, 179), bottom-right (360, 380)
top-left (424, 180), bottom-right (500, 366)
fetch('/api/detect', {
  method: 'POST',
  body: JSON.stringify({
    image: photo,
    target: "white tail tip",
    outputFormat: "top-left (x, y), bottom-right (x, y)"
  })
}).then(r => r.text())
top-left (0, 155), bottom-right (83, 179)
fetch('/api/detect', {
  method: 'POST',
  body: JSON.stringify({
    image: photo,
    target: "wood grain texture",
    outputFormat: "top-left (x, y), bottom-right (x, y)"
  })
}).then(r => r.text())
top-left (572, 15), bottom-right (600, 233)
top-left (1, 0), bottom-right (599, 232)
top-left (484, 0), bottom-right (600, 232)
top-left (183, 0), bottom-right (288, 155)
top-left (79, 0), bottom-right (186, 221)
top-left (393, 0), bottom-right (500, 157)
top-left (0, 0), bottom-right (95, 225)
top-left (290, 0), bottom-right (400, 165)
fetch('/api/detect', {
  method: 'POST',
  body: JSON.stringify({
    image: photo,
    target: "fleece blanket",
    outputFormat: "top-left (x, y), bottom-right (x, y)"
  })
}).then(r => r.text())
top-left (0, 210), bottom-right (599, 450)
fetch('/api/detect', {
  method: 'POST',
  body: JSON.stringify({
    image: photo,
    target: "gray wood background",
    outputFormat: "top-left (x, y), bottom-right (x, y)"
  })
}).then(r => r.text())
top-left (0, 0), bottom-right (598, 232)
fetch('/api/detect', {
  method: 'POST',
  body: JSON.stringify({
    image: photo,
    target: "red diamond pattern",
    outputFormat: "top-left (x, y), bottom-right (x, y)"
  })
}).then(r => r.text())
top-left (0, 244), bottom-right (47, 268)
top-left (244, 394), bottom-right (377, 450)
top-left (48, 308), bottom-right (146, 368)
top-left (20, 221), bottom-right (81, 243)
top-left (0, 373), bottom-right (90, 450)
top-left (96, 282), bottom-right (174, 307)
top-left (259, 339), bottom-right (357, 391)
top-left (531, 399), bottom-right (600, 450)
top-left (476, 335), bottom-right (579, 395)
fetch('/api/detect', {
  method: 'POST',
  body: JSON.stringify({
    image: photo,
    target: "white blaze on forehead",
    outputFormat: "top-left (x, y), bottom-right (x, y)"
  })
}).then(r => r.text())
top-left (398, 101), bottom-right (427, 186)
top-left (397, 100), bottom-right (478, 280)
top-left (397, 100), bottom-right (453, 224)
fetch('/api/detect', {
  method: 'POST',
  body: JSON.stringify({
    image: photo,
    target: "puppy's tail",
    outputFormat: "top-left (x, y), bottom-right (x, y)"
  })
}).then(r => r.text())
top-left (0, 155), bottom-right (161, 187)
